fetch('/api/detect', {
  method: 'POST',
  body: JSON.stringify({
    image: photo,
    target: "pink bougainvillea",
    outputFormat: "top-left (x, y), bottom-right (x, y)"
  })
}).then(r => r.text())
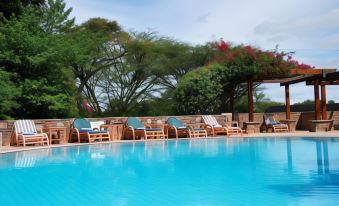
top-left (211, 38), bottom-right (313, 77)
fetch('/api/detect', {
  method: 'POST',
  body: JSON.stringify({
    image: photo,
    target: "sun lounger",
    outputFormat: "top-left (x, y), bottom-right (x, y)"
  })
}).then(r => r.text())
top-left (12, 120), bottom-right (49, 147)
top-left (263, 114), bottom-right (289, 132)
top-left (202, 115), bottom-right (242, 136)
top-left (167, 117), bottom-right (207, 138)
top-left (70, 118), bottom-right (110, 143)
top-left (123, 117), bottom-right (166, 140)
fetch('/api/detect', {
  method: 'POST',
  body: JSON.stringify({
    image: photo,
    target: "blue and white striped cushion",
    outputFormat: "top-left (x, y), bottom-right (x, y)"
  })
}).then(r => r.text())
top-left (202, 115), bottom-right (219, 126)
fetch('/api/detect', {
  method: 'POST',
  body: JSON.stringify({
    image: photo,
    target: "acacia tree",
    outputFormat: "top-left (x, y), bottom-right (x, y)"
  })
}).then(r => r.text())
top-left (155, 40), bottom-right (213, 89)
top-left (64, 18), bottom-right (126, 114)
top-left (86, 31), bottom-right (167, 115)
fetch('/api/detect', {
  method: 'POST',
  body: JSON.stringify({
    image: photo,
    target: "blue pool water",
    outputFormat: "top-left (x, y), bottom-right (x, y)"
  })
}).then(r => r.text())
top-left (0, 137), bottom-right (339, 206)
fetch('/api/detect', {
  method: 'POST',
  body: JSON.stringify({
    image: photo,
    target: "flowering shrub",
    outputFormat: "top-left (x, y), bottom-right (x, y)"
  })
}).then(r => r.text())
top-left (174, 39), bottom-right (314, 114)
top-left (212, 39), bottom-right (313, 79)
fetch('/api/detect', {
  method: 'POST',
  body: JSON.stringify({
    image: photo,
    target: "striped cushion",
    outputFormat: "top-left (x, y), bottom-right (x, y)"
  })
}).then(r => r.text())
top-left (202, 115), bottom-right (219, 126)
top-left (14, 120), bottom-right (37, 134)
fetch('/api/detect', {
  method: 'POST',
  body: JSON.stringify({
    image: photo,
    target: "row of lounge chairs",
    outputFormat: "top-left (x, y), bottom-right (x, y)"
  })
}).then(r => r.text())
top-left (11, 114), bottom-right (288, 147)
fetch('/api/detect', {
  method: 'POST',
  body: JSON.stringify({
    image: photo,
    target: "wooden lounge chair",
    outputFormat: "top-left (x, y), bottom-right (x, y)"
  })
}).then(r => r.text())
top-left (12, 120), bottom-right (49, 147)
top-left (263, 114), bottom-right (289, 132)
top-left (167, 117), bottom-right (207, 138)
top-left (202, 115), bottom-right (242, 136)
top-left (122, 117), bottom-right (166, 140)
top-left (70, 118), bottom-right (110, 143)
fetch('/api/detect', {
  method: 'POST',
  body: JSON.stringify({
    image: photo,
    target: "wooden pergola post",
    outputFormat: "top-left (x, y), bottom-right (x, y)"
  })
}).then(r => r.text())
top-left (321, 83), bottom-right (327, 120)
top-left (314, 79), bottom-right (321, 120)
top-left (285, 84), bottom-right (291, 120)
top-left (248, 79), bottom-right (254, 122)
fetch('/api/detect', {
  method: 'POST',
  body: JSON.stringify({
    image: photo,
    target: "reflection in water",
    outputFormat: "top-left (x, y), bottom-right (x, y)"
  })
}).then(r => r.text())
top-left (273, 138), bottom-right (339, 198)
top-left (323, 141), bottom-right (329, 174)
top-left (15, 149), bottom-right (50, 168)
top-left (287, 139), bottom-right (292, 171)
top-left (316, 141), bottom-right (323, 174)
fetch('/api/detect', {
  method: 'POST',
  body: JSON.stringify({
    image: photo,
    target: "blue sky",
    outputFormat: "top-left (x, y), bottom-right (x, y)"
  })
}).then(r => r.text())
top-left (65, 0), bottom-right (339, 103)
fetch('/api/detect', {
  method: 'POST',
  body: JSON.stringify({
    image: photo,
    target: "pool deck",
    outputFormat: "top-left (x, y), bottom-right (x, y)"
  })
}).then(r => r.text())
top-left (1, 130), bottom-right (339, 154)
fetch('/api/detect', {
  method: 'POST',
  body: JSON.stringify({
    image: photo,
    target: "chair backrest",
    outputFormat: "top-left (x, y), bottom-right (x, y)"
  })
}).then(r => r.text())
top-left (202, 115), bottom-right (219, 126)
top-left (90, 121), bottom-right (105, 130)
top-left (264, 114), bottom-right (276, 125)
top-left (126, 117), bottom-right (145, 129)
top-left (73, 118), bottom-right (91, 130)
top-left (14, 120), bottom-right (37, 134)
top-left (167, 117), bottom-right (184, 128)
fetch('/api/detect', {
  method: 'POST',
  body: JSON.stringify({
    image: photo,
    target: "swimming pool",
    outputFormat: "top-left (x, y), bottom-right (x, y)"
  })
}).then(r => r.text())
top-left (0, 137), bottom-right (338, 206)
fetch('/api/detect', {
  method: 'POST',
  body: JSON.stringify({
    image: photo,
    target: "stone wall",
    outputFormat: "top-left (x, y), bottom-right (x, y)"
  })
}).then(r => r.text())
top-left (300, 111), bottom-right (339, 131)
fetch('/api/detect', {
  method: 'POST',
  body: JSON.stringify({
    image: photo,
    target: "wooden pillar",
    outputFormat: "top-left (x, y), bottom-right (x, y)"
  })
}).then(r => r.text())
top-left (285, 84), bottom-right (291, 120)
top-left (248, 79), bottom-right (254, 122)
top-left (321, 84), bottom-right (327, 120)
top-left (314, 79), bottom-right (320, 120)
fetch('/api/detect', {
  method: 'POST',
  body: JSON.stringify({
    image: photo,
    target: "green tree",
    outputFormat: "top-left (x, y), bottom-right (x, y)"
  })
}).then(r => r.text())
top-left (0, 0), bottom-right (78, 118)
top-left (66, 17), bottom-right (123, 115)
top-left (293, 99), bottom-right (315, 105)
top-left (0, 0), bottom-right (44, 19)
top-left (234, 88), bottom-right (284, 113)
top-left (0, 69), bottom-right (20, 119)
top-left (328, 100), bottom-right (335, 104)
top-left (174, 65), bottom-right (222, 114)
top-left (173, 41), bottom-right (312, 115)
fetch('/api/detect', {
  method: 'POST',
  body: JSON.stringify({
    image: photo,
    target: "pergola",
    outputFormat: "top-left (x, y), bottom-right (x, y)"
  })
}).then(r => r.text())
top-left (245, 68), bottom-right (337, 132)
top-left (280, 70), bottom-right (339, 120)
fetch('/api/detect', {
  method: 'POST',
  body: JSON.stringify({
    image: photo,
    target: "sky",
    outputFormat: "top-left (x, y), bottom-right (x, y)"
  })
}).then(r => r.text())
top-left (65, 0), bottom-right (339, 103)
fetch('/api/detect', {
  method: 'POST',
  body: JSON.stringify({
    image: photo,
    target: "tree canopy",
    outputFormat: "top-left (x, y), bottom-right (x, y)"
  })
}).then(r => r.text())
top-left (0, 0), bottom-right (314, 119)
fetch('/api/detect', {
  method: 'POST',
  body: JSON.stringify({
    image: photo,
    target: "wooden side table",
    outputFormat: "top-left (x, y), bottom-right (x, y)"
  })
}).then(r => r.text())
top-left (100, 124), bottom-right (124, 140)
top-left (44, 126), bottom-right (67, 144)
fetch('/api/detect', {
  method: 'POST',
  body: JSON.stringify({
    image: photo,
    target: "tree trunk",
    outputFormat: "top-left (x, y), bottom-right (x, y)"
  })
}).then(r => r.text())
top-left (229, 88), bottom-right (235, 120)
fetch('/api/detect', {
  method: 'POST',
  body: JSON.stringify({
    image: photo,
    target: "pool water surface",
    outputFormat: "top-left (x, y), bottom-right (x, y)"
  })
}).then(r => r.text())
top-left (0, 137), bottom-right (338, 206)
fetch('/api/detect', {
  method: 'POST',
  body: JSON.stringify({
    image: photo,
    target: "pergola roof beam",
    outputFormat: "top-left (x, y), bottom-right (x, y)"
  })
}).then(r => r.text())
top-left (280, 74), bottom-right (323, 86)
